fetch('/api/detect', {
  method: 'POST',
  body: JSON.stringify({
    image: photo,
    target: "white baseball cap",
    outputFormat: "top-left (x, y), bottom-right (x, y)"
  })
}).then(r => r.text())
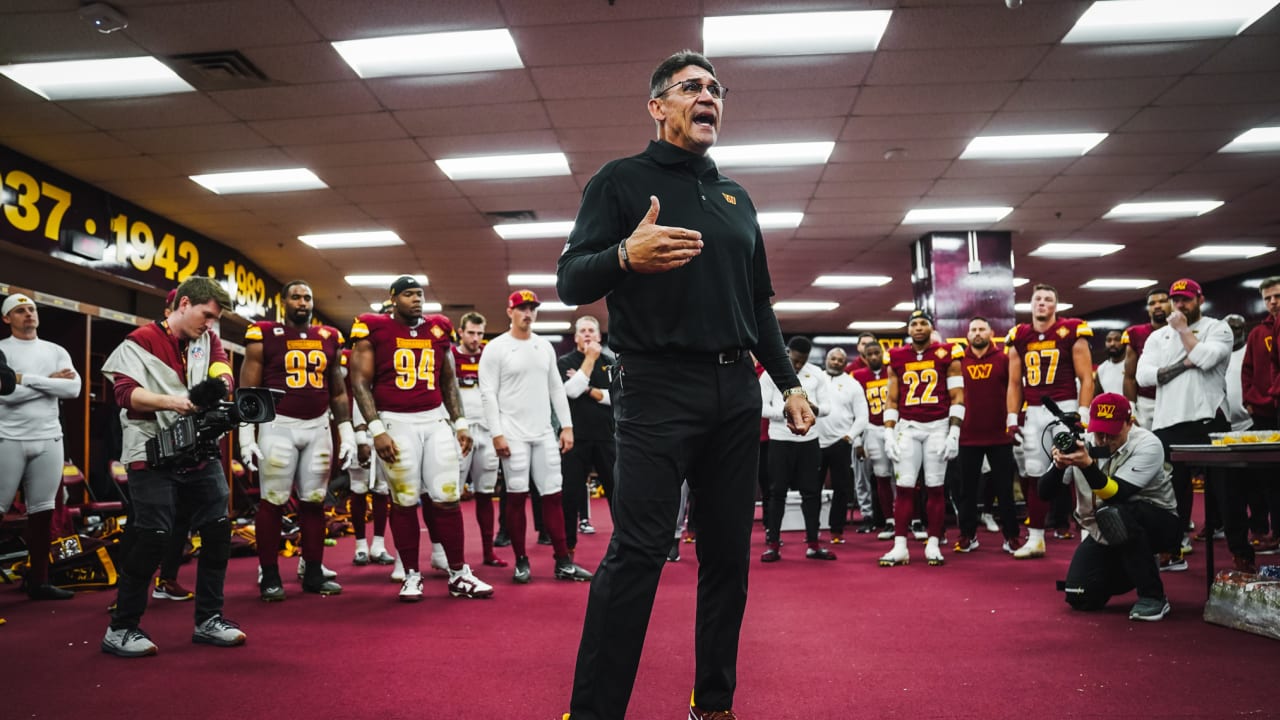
top-left (2, 294), bottom-right (34, 317)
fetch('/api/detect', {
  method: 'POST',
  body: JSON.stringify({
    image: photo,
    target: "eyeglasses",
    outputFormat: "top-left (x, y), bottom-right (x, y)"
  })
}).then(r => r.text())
top-left (653, 79), bottom-right (728, 100)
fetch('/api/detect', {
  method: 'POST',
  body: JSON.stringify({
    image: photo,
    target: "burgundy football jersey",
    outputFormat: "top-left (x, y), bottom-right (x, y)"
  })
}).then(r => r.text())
top-left (349, 313), bottom-right (453, 413)
top-left (1121, 322), bottom-right (1157, 399)
top-left (452, 345), bottom-right (481, 389)
top-left (959, 345), bottom-right (1012, 446)
top-left (888, 343), bottom-right (961, 423)
top-left (1007, 318), bottom-right (1092, 406)
top-left (852, 366), bottom-right (890, 427)
top-left (244, 322), bottom-right (343, 420)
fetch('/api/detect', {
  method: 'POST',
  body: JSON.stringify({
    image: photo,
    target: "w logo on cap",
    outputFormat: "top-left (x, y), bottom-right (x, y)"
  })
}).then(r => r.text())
top-left (519, 291), bottom-right (536, 303)
top-left (1172, 280), bottom-right (1189, 292)
top-left (1095, 403), bottom-right (1116, 419)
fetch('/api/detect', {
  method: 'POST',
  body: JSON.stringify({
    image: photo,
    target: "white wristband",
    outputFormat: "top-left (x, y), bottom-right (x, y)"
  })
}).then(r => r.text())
top-left (946, 375), bottom-right (964, 391)
top-left (367, 419), bottom-right (387, 437)
top-left (239, 422), bottom-right (256, 445)
top-left (949, 404), bottom-right (966, 421)
top-left (355, 431), bottom-right (370, 446)
top-left (1006, 412), bottom-right (1019, 428)
top-left (454, 417), bottom-right (470, 432)
top-left (338, 420), bottom-right (355, 445)
top-left (882, 408), bottom-right (899, 424)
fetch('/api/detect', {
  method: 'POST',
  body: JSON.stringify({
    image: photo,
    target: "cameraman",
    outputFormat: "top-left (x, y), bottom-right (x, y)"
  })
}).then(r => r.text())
top-left (1039, 393), bottom-right (1180, 622)
top-left (100, 277), bottom-right (245, 657)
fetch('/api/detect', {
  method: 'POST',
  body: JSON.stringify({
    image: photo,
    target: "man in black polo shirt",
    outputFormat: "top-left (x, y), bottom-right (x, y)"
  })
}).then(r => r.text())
top-left (557, 49), bottom-right (814, 720)
top-left (558, 315), bottom-right (616, 550)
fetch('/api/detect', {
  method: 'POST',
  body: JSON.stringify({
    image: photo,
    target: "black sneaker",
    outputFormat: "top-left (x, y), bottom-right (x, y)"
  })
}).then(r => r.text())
top-left (302, 574), bottom-right (343, 596)
top-left (537, 531), bottom-right (552, 546)
top-left (554, 557), bottom-right (593, 582)
top-left (259, 566), bottom-right (286, 602)
top-left (1095, 505), bottom-right (1129, 545)
top-left (513, 556), bottom-right (531, 584)
top-left (493, 530), bottom-right (511, 548)
top-left (855, 520), bottom-right (876, 534)
top-left (1129, 596), bottom-right (1171, 622)
top-left (761, 545), bottom-right (781, 563)
top-left (667, 540), bottom-right (681, 563)
top-left (806, 546), bottom-right (837, 561)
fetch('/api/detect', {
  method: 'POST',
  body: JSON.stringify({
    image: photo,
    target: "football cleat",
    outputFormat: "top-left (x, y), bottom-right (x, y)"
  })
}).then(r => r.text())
top-left (555, 557), bottom-right (593, 582)
top-left (980, 513), bottom-right (1001, 534)
top-left (879, 537), bottom-right (910, 567)
top-left (910, 520), bottom-right (927, 541)
top-left (1013, 537), bottom-right (1046, 559)
top-left (513, 556), bottom-right (532, 584)
top-left (399, 570), bottom-right (424, 602)
top-left (258, 566), bottom-right (286, 603)
top-left (390, 555), bottom-right (406, 583)
top-left (448, 564), bottom-right (495, 599)
top-left (296, 559), bottom-right (337, 580)
top-left (953, 536), bottom-right (978, 553)
top-left (925, 537), bottom-right (945, 566)
top-left (876, 520), bottom-right (896, 541)
top-left (806, 546), bottom-right (837, 561)
top-left (353, 549), bottom-right (370, 566)
top-left (493, 530), bottom-right (511, 547)
top-left (371, 549), bottom-right (396, 565)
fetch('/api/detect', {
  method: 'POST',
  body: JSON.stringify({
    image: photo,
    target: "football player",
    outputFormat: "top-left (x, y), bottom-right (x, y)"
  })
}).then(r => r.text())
top-left (342, 348), bottom-right (393, 567)
top-left (454, 311), bottom-right (506, 568)
top-left (853, 342), bottom-right (895, 539)
top-left (1005, 284), bottom-right (1095, 559)
top-left (879, 310), bottom-right (964, 567)
top-left (348, 276), bottom-right (493, 601)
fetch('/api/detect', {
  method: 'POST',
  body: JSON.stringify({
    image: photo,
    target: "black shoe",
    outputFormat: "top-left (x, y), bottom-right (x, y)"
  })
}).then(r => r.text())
top-left (1095, 505), bottom-right (1129, 545)
top-left (259, 566), bottom-right (286, 602)
top-left (554, 557), bottom-right (593, 582)
top-left (855, 520), bottom-right (876, 534)
top-left (27, 583), bottom-right (74, 600)
top-left (667, 540), bottom-right (681, 563)
top-left (537, 531), bottom-right (552, 546)
top-left (493, 530), bottom-right (511, 548)
top-left (302, 567), bottom-right (342, 596)
top-left (761, 546), bottom-right (781, 563)
top-left (806, 546), bottom-right (837, 561)
top-left (513, 556), bottom-right (531, 584)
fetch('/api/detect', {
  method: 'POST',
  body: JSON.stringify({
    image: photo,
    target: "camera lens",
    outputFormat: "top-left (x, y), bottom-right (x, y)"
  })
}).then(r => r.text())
top-left (239, 396), bottom-right (262, 419)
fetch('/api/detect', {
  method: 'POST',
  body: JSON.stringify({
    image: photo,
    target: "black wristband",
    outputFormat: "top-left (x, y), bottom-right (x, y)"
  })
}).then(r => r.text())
top-left (619, 239), bottom-right (634, 272)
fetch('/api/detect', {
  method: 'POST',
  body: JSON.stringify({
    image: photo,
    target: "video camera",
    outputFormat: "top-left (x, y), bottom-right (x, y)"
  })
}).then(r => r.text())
top-left (145, 379), bottom-right (281, 469)
top-left (1042, 397), bottom-right (1110, 459)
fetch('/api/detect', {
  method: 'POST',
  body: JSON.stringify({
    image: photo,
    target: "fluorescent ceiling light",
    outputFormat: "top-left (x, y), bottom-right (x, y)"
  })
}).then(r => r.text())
top-left (531, 321), bottom-right (571, 332)
top-left (708, 142), bottom-right (836, 167)
top-left (773, 301), bottom-right (839, 312)
top-left (1013, 277), bottom-right (1030, 288)
top-left (536, 302), bottom-right (579, 312)
top-left (1086, 319), bottom-right (1130, 331)
top-left (1063, 0), bottom-right (1279, 44)
top-left (345, 274), bottom-right (428, 287)
top-left (1104, 200), bottom-right (1223, 220)
top-left (902, 207), bottom-right (1012, 224)
top-left (190, 168), bottom-right (326, 195)
top-left (369, 300), bottom-right (440, 311)
top-left (891, 301), bottom-right (916, 312)
top-left (507, 273), bottom-right (557, 286)
top-left (299, 231), bottom-right (402, 249)
top-left (332, 28), bottom-right (523, 78)
top-left (1030, 242), bottom-right (1124, 258)
top-left (1016, 302), bottom-right (1074, 312)
top-left (812, 275), bottom-right (893, 288)
top-left (961, 133), bottom-right (1107, 160)
top-left (1180, 245), bottom-right (1275, 259)
top-left (704, 10), bottom-right (892, 56)
top-left (847, 321), bottom-right (906, 330)
top-left (494, 221), bottom-right (574, 240)
top-left (813, 336), bottom-right (862, 345)
top-left (1221, 126), bottom-right (1280, 153)
top-left (1081, 278), bottom-right (1158, 290)
top-left (0, 56), bottom-right (193, 100)
top-left (758, 212), bottom-right (804, 229)
top-left (1242, 278), bottom-right (1265, 289)
top-left (436, 152), bottom-right (569, 181)
top-left (930, 237), bottom-right (965, 251)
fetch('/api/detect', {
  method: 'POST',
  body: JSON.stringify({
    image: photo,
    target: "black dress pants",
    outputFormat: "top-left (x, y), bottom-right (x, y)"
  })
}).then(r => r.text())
top-left (562, 436), bottom-right (617, 548)
top-left (820, 439), bottom-right (855, 535)
top-left (957, 444), bottom-right (1017, 541)
top-left (569, 353), bottom-right (761, 719)
top-left (1063, 500), bottom-right (1181, 610)
top-left (765, 439), bottom-right (822, 543)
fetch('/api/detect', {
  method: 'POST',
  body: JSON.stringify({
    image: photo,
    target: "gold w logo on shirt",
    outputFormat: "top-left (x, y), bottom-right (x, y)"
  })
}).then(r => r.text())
top-left (966, 364), bottom-right (992, 380)
top-left (722, 192), bottom-right (736, 205)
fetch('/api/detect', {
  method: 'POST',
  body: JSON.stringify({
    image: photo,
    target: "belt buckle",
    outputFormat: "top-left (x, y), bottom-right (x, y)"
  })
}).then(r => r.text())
top-left (716, 350), bottom-right (740, 365)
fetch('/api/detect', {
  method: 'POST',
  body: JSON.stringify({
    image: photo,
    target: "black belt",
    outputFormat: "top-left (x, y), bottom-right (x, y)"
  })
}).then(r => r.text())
top-left (621, 349), bottom-right (747, 365)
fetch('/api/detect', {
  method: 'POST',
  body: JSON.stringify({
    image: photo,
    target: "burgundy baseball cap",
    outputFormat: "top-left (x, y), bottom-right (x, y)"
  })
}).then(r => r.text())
top-left (508, 289), bottom-right (541, 309)
top-left (1089, 393), bottom-right (1132, 435)
top-left (1168, 278), bottom-right (1201, 299)
top-left (165, 288), bottom-right (177, 308)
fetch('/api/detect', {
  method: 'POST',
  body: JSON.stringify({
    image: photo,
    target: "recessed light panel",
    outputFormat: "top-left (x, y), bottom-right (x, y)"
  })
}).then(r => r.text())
top-left (1081, 278), bottom-right (1158, 290)
top-left (812, 275), bottom-right (893, 288)
top-left (1016, 302), bottom-right (1074, 312)
top-left (903, 207), bottom-right (1013, 224)
top-left (299, 231), bottom-right (403, 249)
top-left (774, 301), bottom-right (839, 312)
top-left (1030, 243), bottom-right (1125, 258)
top-left (190, 168), bottom-right (326, 195)
top-left (847, 321), bottom-right (906, 330)
top-left (757, 212), bottom-right (804, 230)
top-left (960, 133), bottom-right (1107, 159)
top-left (891, 301), bottom-right (916, 312)
top-left (494, 221), bottom-right (575, 240)
top-left (1013, 277), bottom-right (1030, 288)
top-left (704, 11), bottom-right (892, 56)
top-left (0, 56), bottom-right (194, 100)
top-left (1220, 126), bottom-right (1280, 153)
top-left (1180, 245), bottom-right (1275, 259)
top-left (531, 321), bottom-right (571, 332)
top-left (437, 153), bottom-right (570, 181)
top-left (709, 142), bottom-right (836, 167)
top-left (1104, 200), bottom-right (1223, 220)
top-left (1063, 0), bottom-right (1279, 44)
top-left (332, 29), bottom-right (523, 78)
top-left (536, 302), bottom-right (579, 312)
top-left (507, 274), bottom-right (558, 286)
top-left (813, 335), bottom-right (863, 345)
top-left (346, 274), bottom-right (428, 287)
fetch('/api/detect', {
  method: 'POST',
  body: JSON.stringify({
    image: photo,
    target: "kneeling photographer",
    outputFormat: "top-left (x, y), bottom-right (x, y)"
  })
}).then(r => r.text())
top-left (1038, 393), bottom-right (1181, 622)
top-left (99, 277), bottom-right (254, 657)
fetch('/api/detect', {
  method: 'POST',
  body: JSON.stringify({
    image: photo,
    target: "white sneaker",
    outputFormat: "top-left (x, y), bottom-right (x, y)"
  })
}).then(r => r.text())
top-left (925, 536), bottom-right (945, 566)
top-left (1002, 540), bottom-right (1015, 554)
top-left (430, 543), bottom-right (449, 576)
top-left (578, 519), bottom-right (596, 535)
top-left (447, 564), bottom-right (495, 599)
top-left (878, 536), bottom-right (910, 567)
top-left (980, 513), bottom-right (1001, 534)
top-left (399, 570), bottom-right (424, 602)
top-left (296, 559), bottom-right (338, 580)
top-left (101, 626), bottom-right (158, 658)
top-left (876, 521), bottom-right (896, 541)
top-left (192, 615), bottom-right (246, 647)
top-left (1013, 537), bottom-right (1046, 559)
top-left (390, 555), bottom-right (405, 583)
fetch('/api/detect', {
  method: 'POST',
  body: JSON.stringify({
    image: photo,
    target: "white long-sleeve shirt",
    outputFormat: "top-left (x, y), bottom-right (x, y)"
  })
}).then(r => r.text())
top-left (761, 362), bottom-right (830, 443)
top-left (1095, 357), bottom-right (1125, 396)
top-left (1134, 316), bottom-right (1232, 430)
top-left (479, 332), bottom-right (572, 442)
top-left (1224, 345), bottom-right (1253, 431)
top-left (815, 371), bottom-right (868, 449)
top-left (0, 336), bottom-right (81, 440)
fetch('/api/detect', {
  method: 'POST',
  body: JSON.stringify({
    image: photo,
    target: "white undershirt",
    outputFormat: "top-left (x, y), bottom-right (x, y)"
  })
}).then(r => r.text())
top-left (0, 336), bottom-right (82, 440)
top-left (479, 332), bottom-right (572, 442)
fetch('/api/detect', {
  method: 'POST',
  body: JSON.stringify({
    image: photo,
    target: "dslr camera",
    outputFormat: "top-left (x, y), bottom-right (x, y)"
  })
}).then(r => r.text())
top-left (146, 379), bottom-right (280, 469)
top-left (1042, 397), bottom-right (1110, 459)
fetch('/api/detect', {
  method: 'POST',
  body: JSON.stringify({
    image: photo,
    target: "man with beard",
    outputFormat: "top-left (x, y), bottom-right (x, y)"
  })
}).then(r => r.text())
top-left (879, 310), bottom-right (964, 567)
top-left (816, 347), bottom-right (868, 545)
top-left (1096, 330), bottom-right (1126, 396)
top-left (239, 280), bottom-right (352, 599)
top-left (558, 316), bottom-right (617, 549)
top-left (1136, 279), bottom-right (1236, 569)
top-left (453, 312), bottom-right (506, 568)
top-left (853, 342), bottom-right (895, 538)
top-left (1243, 277), bottom-right (1280, 551)
top-left (1123, 288), bottom-right (1172, 429)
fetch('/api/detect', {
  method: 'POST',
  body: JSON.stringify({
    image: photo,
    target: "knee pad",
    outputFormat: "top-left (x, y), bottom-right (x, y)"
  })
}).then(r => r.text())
top-left (196, 518), bottom-right (232, 567)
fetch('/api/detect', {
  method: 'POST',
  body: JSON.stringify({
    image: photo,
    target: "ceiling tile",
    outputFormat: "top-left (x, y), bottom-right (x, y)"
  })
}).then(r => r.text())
top-left (1003, 77), bottom-right (1178, 111)
top-left (211, 82), bottom-right (382, 121)
top-left (252, 113), bottom-right (407, 145)
top-left (854, 82), bottom-right (1017, 115)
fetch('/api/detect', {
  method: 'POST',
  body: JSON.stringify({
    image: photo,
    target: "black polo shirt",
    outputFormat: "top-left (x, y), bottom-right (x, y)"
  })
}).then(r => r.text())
top-left (556, 140), bottom-right (797, 390)
top-left (557, 348), bottom-right (616, 443)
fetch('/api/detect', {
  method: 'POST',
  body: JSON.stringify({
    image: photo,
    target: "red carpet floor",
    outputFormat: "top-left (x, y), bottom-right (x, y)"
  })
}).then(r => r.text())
top-left (2, 500), bottom-right (1275, 720)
